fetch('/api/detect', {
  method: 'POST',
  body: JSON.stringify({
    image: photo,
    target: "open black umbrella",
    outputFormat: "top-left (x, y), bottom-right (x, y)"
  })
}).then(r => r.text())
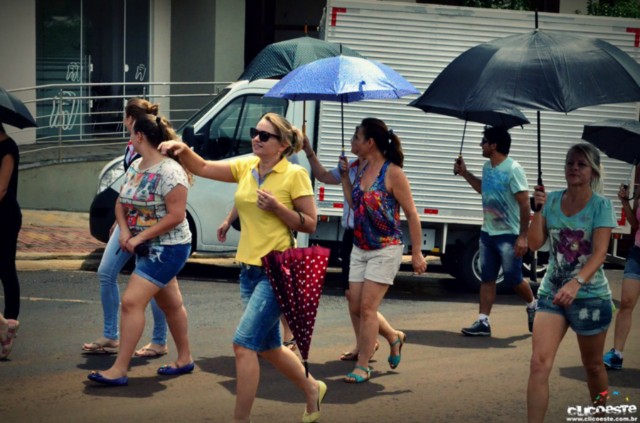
top-left (582, 119), bottom-right (640, 166)
top-left (410, 27), bottom-right (640, 187)
top-left (0, 87), bottom-right (37, 129)
top-left (238, 36), bottom-right (363, 81)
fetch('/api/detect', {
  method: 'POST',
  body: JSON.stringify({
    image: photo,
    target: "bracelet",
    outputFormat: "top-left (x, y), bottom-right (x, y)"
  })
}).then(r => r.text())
top-left (574, 275), bottom-right (587, 286)
top-left (306, 153), bottom-right (314, 159)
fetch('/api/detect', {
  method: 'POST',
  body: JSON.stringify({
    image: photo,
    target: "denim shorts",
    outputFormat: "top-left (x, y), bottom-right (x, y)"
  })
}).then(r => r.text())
top-left (233, 264), bottom-right (282, 352)
top-left (133, 243), bottom-right (191, 288)
top-left (537, 295), bottom-right (612, 336)
top-left (624, 246), bottom-right (640, 281)
top-left (479, 231), bottom-right (523, 287)
top-left (349, 244), bottom-right (403, 285)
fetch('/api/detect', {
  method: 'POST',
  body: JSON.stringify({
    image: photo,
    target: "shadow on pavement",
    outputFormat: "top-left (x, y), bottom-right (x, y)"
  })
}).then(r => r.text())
top-left (559, 365), bottom-right (640, 390)
top-left (404, 329), bottom-right (530, 350)
top-left (194, 355), bottom-right (413, 405)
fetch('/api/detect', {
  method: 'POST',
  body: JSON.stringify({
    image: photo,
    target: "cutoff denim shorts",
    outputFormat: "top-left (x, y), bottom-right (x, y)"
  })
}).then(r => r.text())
top-left (537, 295), bottom-right (612, 336)
top-left (624, 246), bottom-right (640, 281)
top-left (133, 243), bottom-right (191, 288)
top-left (479, 231), bottom-right (523, 287)
top-left (233, 264), bottom-right (282, 352)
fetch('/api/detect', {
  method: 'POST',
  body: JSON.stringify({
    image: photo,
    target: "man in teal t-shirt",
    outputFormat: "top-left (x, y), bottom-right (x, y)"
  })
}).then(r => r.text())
top-left (454, 127), bottom-right (537, 336)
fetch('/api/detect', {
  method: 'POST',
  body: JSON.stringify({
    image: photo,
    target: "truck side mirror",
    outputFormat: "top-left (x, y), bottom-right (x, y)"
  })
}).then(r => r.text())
top-left (182, 126), bottom-right (204, 154)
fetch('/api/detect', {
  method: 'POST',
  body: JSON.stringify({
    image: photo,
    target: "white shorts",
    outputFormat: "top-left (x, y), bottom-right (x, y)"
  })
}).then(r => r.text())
top-left (349, 244), bottom-right (403, 285)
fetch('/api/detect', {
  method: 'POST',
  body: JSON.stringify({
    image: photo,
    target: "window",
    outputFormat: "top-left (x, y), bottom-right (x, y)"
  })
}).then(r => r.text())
top-left (198, 94), bottom-right (287, 160)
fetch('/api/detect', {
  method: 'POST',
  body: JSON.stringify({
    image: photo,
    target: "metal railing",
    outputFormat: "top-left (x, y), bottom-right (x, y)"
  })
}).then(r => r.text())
top-left (8, 81), bottom-right (232, 165)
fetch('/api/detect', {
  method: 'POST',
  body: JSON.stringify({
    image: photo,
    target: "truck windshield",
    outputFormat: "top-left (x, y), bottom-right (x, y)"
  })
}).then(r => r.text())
top-left (176, 88), bottom-right (231, 135)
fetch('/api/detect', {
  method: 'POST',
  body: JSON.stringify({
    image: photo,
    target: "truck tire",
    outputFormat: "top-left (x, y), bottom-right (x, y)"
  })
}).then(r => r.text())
top-left (441, 248), bottom-right (460, 278)
top-left (459, 236), bottom-right (505, 293)
top-left (459, 236), bottom-right (546, 293)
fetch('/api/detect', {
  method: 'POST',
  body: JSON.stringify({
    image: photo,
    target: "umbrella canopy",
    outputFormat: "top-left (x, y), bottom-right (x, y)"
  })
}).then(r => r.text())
top-left (265, 55), bottom-right (419, 102)
top-left (408, 103), bottom-right (529, 129)
top-left (265, 55), bottom-right (419, 149)
top-left (262, 245), bottom-right (331, 376)
top-left (0, 87), bottom-right (37, 129)
top-left (411, 28), bottom-right (640, 185)
top-left (238, 36), bottom-right (363, 81)
top-left (582, 118), bottom-right (640, 165)
top-left (413, 29), bottom-right (640, 115)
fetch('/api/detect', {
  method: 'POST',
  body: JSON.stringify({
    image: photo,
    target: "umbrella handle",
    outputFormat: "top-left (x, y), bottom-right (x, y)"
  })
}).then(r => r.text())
top-left (530, 184), bottom-right (544, 213)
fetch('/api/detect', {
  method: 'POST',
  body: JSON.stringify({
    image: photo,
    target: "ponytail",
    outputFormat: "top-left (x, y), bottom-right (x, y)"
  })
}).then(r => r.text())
top-left (360, 118), bottom-right (404, 167)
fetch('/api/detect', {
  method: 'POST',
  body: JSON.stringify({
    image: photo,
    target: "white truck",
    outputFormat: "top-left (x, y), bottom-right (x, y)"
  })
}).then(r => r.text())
top-left (90, 0), bottom-right (639, 291)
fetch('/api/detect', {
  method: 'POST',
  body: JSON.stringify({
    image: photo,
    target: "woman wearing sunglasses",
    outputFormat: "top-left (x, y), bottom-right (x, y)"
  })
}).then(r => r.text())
top-left (159, 113), bottom-right (326, 423)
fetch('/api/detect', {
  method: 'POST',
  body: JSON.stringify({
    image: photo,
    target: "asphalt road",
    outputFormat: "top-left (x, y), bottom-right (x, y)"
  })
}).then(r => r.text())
top-left (2, 266), bottom-right (639, 423)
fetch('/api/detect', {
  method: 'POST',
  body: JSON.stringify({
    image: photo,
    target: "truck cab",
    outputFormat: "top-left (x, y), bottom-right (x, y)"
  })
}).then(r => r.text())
top-left (90, 79), bottom-right (312, 254)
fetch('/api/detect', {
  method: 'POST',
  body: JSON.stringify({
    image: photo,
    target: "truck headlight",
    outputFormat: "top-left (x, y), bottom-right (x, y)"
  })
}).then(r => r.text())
top-left (97, 160), bottom-right (125, 194)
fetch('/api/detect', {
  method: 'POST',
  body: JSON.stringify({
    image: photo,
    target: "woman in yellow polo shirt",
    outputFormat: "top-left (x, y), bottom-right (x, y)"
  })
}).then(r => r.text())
top-left (159, 113), bottom-right (326, 423)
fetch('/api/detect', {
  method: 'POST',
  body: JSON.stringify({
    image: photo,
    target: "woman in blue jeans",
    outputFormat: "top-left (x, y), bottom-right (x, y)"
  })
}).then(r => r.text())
top-left (82, 98), bottom-right (168, 357)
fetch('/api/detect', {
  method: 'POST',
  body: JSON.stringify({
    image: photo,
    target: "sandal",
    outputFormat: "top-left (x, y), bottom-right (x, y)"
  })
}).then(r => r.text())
top-left (0, 323), bottom-right (12, 360)
top-left (339, 341), bottom-right (379, 361)
top-left (344, 365), bottom-right (372, 384)
top-left (134, 343), bottom-right (168, 358)
top-left (388, 331), bottom-right (406, 369)
top-left (82, 337), bottom-right (119, 354)
top-left (283, 338), bottom-right (297, 352)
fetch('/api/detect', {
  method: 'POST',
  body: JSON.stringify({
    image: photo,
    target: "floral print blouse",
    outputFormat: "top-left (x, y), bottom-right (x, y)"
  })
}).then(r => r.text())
top-left (538, 190), bottom-right (617, 300)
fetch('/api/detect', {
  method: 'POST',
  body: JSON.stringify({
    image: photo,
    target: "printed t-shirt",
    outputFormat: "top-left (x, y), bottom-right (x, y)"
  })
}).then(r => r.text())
top-left (119, 157), bottom-right (191, 245)
top-left (539, 190), bottom-right (617, 300)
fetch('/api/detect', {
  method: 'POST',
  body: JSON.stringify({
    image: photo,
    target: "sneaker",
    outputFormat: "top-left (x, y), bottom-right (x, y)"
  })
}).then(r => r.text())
top-left (527, 304), bottom-right (536, 333)
top-left (461, 319), bottom-right (491, 336)
top-left (603, 349), bottom-right (623, 370)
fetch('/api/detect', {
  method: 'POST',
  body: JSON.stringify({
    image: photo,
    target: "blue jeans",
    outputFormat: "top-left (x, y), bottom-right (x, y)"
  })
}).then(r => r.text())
top-left (233, 264), bottom-right (282, 352)
top-left (98, 225), bottom-right (167, 344)
top-left (479, 231), bottom-right (523, 287)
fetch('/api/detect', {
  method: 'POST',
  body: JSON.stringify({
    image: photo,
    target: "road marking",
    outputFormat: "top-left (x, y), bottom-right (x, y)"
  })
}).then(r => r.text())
top-left (20, 296), bottom-right (96, 304)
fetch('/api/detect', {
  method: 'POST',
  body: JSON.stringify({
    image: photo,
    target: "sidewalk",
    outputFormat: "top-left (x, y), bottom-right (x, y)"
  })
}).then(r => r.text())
top-left (17, 209), bottom-right (105, 271)
top-left (16, 209), bottom-right (239, 271)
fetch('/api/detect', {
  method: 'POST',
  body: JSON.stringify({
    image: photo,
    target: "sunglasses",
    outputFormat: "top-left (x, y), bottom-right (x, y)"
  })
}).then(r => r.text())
top-left (250, 127), bottom-right (280, 143)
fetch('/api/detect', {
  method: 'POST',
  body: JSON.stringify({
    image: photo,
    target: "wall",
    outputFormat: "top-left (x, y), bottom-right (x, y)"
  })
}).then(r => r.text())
top-left (214, 0), bottom-right (246, 81)
top-left (151, 0), bottom-right (172, 118)
top-left (18, 160), bottom-right (109, 212)
top-left (0, 0), bottom-right (37, 145)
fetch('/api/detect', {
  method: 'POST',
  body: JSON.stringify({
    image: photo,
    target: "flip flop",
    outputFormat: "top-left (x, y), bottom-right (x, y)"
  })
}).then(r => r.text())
top-left (0, 325), bottom-right (13, 360)
top-left (82, 337), bottom-right (119, 355)
top-left (339, 342), bottom-right (379, 361)
top-left (134, 344), bottom-right (168, 358)
top-left (283, 338), bottom-right (297, 352)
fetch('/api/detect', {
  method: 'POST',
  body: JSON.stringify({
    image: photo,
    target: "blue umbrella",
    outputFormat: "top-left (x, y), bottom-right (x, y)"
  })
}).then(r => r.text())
top-left (265, 55), bottom-right (419, 149)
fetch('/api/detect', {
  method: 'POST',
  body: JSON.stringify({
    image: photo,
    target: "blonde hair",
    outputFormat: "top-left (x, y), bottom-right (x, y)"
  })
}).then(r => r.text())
top-left (567, 143), bottom-right (604, 194)
top-left (261, 113), bottom-right (303, 158)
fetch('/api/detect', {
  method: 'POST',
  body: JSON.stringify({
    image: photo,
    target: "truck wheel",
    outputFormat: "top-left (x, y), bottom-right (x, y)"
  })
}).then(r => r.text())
top-left (459, 236), bottom-right (505, 292)
top-left (441, 248), bottom-right (460, 278)
top-left (187, 214), bottom-right (197, 255)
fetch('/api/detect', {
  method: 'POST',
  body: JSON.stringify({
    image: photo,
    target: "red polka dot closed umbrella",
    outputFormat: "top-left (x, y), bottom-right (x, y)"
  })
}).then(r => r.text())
top-left (262, 245), bottom-right (331, 376)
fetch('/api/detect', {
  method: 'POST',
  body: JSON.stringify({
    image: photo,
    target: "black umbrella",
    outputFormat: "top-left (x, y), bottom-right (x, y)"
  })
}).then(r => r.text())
top-left (582, 119), bottom-right (640, 166)
top-left (410, 27), bottom-right (640, 187)
top-left (0, 87), bottom-right (37, 129)
top-left (582, 118), bottom-right (640, 201)
top-left (238, 36), bottom-right (363, 81)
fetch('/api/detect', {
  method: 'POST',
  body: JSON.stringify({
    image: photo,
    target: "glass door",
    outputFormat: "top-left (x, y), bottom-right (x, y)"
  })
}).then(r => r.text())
top-left (36, 0), bottom-right (149, 141)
